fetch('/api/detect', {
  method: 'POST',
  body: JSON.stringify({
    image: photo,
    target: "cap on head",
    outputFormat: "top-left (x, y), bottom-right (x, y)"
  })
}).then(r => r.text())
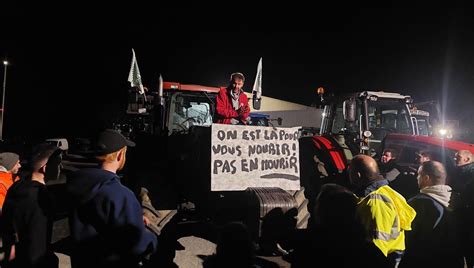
top-left (0, 152), bottom-right (20, 171)
top-left (94, 129), bottom-right (136, 155)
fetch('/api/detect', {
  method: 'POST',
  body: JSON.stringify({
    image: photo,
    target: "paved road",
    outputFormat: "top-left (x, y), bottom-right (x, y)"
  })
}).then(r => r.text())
top-left (51, 217), bottom-right (290, 268)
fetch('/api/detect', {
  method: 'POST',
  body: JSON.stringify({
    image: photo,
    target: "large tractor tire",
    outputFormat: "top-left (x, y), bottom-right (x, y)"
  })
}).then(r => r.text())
top-left (289, 187), bottom-right (310, 229)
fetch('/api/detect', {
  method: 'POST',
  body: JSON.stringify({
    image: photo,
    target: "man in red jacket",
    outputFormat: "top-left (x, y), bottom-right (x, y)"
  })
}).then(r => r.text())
top-left (215, 72), bottom-right (250, 124)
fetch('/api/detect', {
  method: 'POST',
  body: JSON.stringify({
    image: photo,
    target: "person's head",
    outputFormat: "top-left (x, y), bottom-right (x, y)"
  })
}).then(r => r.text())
top-left (454, 150), bottom-right (472, 167)
top-left (349, 154), bottom-right (381, 191)
top-left (0, 152), bottom-right (21, 174)
top-left (29, 143), bottom-right (60, 182)
top-left (313, 183), bottom-right (357, 227)
top-left (417, 160), bottom-right (447, 189)
top-left (94, 129), bottom-right (135, 172)
top-left (415, 151), bottom-right (432, 164)
top-left (381, 148), bottom-right (396, 164)
top-left (229, 72), bottom-right (245, 93)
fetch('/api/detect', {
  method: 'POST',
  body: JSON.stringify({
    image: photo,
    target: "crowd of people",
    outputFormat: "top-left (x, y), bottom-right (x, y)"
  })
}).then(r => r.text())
top-left (0, 72), bottom-right (473, 267)
top-left (0, 132), bottom-right (472, 267)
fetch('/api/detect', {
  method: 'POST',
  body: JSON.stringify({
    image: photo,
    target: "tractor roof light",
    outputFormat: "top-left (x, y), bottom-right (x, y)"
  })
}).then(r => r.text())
top-left (369, 95), bottom-right (378, 101)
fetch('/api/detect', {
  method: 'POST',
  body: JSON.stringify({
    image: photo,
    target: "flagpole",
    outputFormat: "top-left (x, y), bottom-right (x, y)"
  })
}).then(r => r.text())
top-left (252, 57), bottom-right (263, 110)
top-left (0, 60), bottom-right (8, 141)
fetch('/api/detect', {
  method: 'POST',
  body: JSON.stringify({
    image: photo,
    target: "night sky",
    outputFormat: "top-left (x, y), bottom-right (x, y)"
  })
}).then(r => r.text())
top-left (2, 7), bottom-right (474, 142)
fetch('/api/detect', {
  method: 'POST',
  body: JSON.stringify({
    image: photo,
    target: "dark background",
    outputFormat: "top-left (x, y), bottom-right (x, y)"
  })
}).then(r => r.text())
top-left (2, 6), bottom-right (474, 142)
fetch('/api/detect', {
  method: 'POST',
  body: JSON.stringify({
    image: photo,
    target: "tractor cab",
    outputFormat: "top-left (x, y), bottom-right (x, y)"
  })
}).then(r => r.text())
top-left (319, 90), bottom-right (416, 156)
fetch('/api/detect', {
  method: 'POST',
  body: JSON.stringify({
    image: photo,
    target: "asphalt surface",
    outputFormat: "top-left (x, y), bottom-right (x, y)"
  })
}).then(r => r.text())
top-left (47, 160), bottom-right (291, 268)
top-left (51, 216), bottom-right (290, 268)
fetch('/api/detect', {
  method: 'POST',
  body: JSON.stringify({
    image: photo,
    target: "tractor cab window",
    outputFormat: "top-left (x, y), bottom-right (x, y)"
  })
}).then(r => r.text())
top-left (168, 93), bottom-right (213, 134)
top-left (330, 102), bottom-right (361, 134)
top-left (415, 117), bottom-right (431, 136)
top-left (326, 97), bottom-right (413, 141)
top-left (367, 99), bottom-right (413, 141)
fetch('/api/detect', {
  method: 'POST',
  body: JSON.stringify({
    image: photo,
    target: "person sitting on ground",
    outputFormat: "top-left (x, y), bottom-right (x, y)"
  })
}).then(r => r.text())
top-left (215, 72), bottom-right (250, 125)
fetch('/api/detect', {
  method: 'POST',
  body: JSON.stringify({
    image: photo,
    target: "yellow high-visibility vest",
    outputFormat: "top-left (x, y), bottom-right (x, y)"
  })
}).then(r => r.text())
top-left (357, 185), bottom-right (416, 256)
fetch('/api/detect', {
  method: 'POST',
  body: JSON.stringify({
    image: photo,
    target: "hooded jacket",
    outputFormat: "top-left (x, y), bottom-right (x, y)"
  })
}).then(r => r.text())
top-left (66, 168), bottom-right (157, 267)
top-left (400, 186), bottom-right (464, 268)
top-left (356, 180), bottom-right (416, 257)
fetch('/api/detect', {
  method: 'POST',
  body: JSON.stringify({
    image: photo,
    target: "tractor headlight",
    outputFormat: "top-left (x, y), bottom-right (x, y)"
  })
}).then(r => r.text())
top-left (363, 130), bottom-right (372, 138)
top-left (438, 128), bottom-right (448, 136)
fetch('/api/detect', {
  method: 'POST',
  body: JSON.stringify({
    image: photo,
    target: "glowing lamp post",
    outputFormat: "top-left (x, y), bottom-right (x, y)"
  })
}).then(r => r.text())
top-left (1, 60), bottom-right (8, 141)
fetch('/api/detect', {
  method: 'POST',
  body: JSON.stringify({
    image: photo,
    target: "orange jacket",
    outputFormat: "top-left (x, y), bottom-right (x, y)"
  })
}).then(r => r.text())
top-left (0, 172), bottom-right (16, 209)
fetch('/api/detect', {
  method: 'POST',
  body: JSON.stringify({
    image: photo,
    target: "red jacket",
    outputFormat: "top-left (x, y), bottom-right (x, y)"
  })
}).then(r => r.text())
top-left (215, 87), bottom-right (250, 124)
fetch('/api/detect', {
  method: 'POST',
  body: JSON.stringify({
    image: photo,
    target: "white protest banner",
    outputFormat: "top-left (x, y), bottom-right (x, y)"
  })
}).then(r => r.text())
top-left (211, 124), bottom-right (300, 191)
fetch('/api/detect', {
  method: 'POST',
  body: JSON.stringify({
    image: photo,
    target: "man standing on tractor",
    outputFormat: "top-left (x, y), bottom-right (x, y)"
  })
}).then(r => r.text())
top-left (215, 72), bottom-right (251, 125)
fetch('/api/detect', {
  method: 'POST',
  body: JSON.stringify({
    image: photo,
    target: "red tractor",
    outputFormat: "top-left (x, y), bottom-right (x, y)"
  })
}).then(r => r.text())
top-left (298, 89), bottom-right (474, 205)
top-left (119, 81), bottom-right (306, 247)
top-left (119, 81), bottom-right (474, 238)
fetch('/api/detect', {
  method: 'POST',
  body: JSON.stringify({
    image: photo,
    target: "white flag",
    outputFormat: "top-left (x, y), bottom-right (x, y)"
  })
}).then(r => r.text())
top-left (158, 74), bottom-right (164, 106)
top-left (252, 57), bottom-right (263, 99)
top-left (128, 48), bottom-right (145, 95)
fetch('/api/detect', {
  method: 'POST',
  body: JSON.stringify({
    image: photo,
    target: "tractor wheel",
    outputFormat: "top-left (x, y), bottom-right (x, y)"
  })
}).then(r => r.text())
top-left (291, 187), bottom-right (310, 229)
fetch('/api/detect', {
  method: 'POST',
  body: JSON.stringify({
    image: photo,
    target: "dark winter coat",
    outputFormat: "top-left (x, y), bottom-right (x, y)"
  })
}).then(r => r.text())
top-left (400, 194), bottom-right (464, 268)
top-left (1, 178), bottom-right (58, 268)
top-left (66, 168), bottom-right (157, 267)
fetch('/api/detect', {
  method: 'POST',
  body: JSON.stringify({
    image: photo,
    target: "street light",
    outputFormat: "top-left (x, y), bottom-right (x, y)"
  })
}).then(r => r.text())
top-left (1, 60), bottom-right (8, 141)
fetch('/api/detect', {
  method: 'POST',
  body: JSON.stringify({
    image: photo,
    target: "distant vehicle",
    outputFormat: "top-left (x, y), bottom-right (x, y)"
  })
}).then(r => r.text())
top-left (410, 101), bottom-right (458, 140)
top-left (410, 108), bottom-right (432, 136)
top-left (45, 138), bottom-right (69, 152)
